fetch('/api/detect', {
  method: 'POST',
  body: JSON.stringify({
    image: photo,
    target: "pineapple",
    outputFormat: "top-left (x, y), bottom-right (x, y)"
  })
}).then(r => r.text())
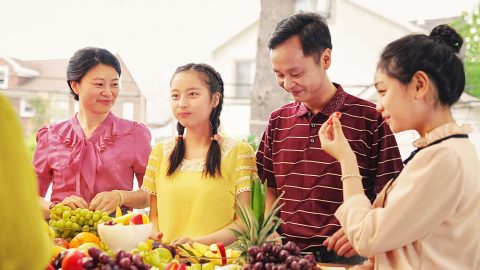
top-left (230, 176), bottom-right (284, 261)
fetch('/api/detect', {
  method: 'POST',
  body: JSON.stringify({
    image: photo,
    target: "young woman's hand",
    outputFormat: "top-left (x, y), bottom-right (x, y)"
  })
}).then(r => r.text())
top-left (88, 191), bottom-right (122, 213)
top-left (170, 237), bottom-right (194, 246)
top-left (323, 228), bottom-right (358, 258)
top-left (319, 113), bottom-right (355, 163)
top-left (61, 195), bottom-right (89, 209)
top-left (149, 232), bottom-right (163, 242)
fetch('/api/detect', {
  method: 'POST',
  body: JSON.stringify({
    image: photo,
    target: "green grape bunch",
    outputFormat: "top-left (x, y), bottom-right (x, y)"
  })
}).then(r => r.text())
top-left (49, 204), bottom-right (111, 241)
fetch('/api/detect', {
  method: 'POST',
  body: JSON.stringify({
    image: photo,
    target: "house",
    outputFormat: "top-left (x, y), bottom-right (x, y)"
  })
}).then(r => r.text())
top-left (0, 55), bottom-right (147, 136)
top-left (210, 0), bottom-right (480, 158)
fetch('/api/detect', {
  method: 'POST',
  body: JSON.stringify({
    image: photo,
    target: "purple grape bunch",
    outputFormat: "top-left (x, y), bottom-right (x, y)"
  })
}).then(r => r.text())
top-left (242, 242), bottom-right (320, 270)
top-left (84, 247), bottom-right (151, 270)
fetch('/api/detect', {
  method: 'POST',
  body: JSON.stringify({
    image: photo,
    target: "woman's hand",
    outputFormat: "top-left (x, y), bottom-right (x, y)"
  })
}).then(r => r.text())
top-left (170, 237), bottom-right (195, 246)
top-left (149, 232), bottom-right (163, 242)
top-left (89, 191), bottom-right (122, 213)
top-left (319, 113), bottom-right (355, 163)
top-left (61, 195), bottom-right (89, 209)
top-left (323, 228), bottom-right (358, 258)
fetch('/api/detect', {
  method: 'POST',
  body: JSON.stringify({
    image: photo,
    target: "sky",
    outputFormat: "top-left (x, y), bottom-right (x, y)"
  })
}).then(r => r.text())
top-left (1, 0), bottom-right (478, 123)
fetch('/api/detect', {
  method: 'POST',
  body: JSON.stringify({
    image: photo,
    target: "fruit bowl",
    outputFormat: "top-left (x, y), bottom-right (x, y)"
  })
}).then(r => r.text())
top-left (97, 223), bottom-right (152, 252)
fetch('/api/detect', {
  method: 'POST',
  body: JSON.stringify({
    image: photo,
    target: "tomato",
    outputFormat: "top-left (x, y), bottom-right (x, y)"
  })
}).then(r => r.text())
top-left (69, 232), bottom-right (101, 248)
top-left (61, 249), bottom-right (85, 270)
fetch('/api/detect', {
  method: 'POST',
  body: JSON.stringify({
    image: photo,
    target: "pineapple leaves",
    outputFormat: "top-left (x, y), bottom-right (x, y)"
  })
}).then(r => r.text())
top-left (230, 176), bottom-right (284, 260)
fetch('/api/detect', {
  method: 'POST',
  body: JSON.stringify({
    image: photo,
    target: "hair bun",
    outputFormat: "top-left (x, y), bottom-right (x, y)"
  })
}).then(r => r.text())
top-left (429, 24), bottom-right (463, 53)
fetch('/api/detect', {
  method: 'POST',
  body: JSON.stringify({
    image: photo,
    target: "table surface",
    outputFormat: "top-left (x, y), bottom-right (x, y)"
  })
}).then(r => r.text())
top-left (318, 263), bottom-right (351, 269)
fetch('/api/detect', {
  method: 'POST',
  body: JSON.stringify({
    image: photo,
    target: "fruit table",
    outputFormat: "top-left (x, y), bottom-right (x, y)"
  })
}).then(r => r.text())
top-left (318, 263), bottom-right (351, 269)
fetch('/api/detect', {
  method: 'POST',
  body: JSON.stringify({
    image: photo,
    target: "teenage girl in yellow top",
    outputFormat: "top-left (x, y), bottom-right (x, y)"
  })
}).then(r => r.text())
top-left (141, 63), bottom-right (256, 246)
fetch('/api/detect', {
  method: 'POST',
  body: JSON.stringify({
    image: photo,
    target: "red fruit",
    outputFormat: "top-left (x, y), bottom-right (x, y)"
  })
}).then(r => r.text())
top-left (177, 263), bottom-right (187, 270)
top-left (61, 249), bottom-right (86, 270)
top-left (217, 242), bottom-right (227, 265)
top-left (164, 262), bottom-right (179, 270)
top-left (129, 214), bottom-right (144, 225)
top-left (52, 237), bottom-right (69, 249)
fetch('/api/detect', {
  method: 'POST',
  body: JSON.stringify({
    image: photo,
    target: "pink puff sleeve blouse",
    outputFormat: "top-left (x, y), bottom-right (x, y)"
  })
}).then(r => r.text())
top-left (33, 112), bottom-right (152, 203)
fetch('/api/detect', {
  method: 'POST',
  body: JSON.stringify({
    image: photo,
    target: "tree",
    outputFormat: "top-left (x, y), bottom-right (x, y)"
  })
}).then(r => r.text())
top-left (450, 3), bottom-right (480, 97)
top-left (249, 0), bottom-right (295, 139)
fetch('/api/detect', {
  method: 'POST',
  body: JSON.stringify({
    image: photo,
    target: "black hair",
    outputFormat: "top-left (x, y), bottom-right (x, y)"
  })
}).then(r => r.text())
top-left (167, 63), bottom-right (224, 178)
top-left (268, 11), bottom-right (332, 63)
top-left (66, 47), bottom-right (121, 101)
top-left (378, 24), bottom-right (465, 106)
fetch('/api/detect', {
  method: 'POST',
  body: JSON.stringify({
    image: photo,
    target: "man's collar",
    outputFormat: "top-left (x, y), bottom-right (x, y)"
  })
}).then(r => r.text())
top-left (296, 83), bottom-right (347, 117)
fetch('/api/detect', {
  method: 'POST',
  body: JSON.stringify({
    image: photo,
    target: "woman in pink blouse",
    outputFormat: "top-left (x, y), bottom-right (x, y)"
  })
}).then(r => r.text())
top-left (319, 25), bottom-right (480, 269)
top-left (34, 47), bottom-right (152, 218)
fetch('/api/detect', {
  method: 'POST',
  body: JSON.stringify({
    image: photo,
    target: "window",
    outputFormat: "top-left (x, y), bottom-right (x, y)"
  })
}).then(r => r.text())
top-left (295, 0), bottom-right (332, 19)
top-left (235, 61), bottom-right (255, 98)
top-left (0, 65), bottom-right (8, 89)
top-left (20, 98), bottom-right (35, 118)
top-left (123, 102), bottom-right (134, 120)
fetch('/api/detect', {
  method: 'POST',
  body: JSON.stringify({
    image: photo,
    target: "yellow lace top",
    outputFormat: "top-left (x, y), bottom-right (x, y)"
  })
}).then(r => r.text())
top-left (141, 136), bottom-right (257, 243)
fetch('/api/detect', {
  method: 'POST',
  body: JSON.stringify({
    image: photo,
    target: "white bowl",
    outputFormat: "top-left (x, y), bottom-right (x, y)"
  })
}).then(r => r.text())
top-left (97, 223), bottom-right (152, 252)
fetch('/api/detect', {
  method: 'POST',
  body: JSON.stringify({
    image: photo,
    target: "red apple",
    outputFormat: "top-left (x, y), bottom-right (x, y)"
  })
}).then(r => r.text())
top-left (61, 249), bottom-right (85, 270)
top-left (52, 237), bottom-right (69, 249)
top-left (129, 214), bottom-right (143, 225)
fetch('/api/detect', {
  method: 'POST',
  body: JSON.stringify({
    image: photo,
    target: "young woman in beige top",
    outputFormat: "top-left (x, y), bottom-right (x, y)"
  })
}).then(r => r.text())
top-left (319, 24), bottom-right (480, 269)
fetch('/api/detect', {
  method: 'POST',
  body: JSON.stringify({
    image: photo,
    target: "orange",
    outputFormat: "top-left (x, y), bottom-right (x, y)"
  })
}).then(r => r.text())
top-left (68, 232), bottom-right (101, 248)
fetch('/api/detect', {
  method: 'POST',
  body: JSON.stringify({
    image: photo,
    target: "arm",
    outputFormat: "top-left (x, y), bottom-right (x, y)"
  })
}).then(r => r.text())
top-left (336, 148), bottom-right (463, 256)
top-left (319, 116), bottom-right (364, 199)
top-left (33, 127), bottom-right (54, 218)
top-left (322, 116), bottom-right (464, 256)
top-left (124, 124), bottom-right (152, 209)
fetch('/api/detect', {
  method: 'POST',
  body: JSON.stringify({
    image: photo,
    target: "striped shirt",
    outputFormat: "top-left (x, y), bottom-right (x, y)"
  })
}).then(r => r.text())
top-left (256, 84), bottom-right (403, 251)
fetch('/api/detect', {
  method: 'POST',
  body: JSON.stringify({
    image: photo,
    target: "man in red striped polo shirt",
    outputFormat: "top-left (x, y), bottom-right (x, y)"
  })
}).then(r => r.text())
top-left (256, 12), bottom-right (404, 264)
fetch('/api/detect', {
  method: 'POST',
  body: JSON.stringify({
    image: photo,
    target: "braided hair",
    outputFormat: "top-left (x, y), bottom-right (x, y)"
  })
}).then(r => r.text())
top-left (167, 63), bottom-right (224, 178)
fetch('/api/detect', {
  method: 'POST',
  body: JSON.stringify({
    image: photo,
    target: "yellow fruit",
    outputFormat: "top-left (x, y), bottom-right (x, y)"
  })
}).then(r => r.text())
top-left (51, 245), bottom-right (66, 258)
top-left (69, 232), bottom-right (101, 248)
top-left (142, 213), bottom-right (149, 224)
top-left (76, 242), bottom-right (100, 254)
top-left (202, 262), bottom-right (215, 270)
top-left (192, 242), bottom-right (209, 254)
top-left (42, 220), bottom-right (56, 238)
top-left (115, 207), bottom-right (122, 218)
top-left (112, 212), bottom-right (135, 225)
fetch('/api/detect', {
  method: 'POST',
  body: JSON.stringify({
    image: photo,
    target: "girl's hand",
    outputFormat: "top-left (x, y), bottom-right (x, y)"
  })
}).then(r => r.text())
top-left (170, 237), bottom-right (194, 246)
top-left (61, 195), bottom-right (89, 209)
top-left (319, 112), bottom-right (355, 162)
top-left (149, 232), bottom-right (163, 242)
top-left (266, 231), bottom-right (282, 245)
top-left (89, 191), bottom-right (122, 213)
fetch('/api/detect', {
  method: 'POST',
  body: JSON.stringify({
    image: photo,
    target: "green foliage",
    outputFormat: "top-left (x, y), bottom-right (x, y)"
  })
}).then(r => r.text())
top-left (465, 62), bottom-right (480, 96)
top-left (25, 134), bottom-right (37, 161)
top-left (244, 134), bottom-right (259, 152)
top-left (450, 4), bottom-right (480, 98)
